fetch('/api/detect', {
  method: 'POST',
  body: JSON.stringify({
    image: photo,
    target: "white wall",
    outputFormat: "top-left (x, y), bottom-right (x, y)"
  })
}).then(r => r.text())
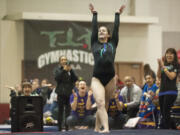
top-left (0, 0), bottom-right (6, 19)
top-left (115, 24), bottom-right (162, 71)
top-left (0, 0), bottom-right (7, 102)
top-left (150, 0), bottom-right (180, 32)
top-left (134, 0), bottom-right (151, 17)
top-left (0, 21), bottom-right (24, 103)
top-left (135, 0), bottom-right (180, 32)
top-left (6, 0), bottom-right (132, 15)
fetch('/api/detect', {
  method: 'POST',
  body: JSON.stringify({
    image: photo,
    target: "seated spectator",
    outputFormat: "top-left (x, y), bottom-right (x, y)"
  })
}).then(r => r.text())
top-left (43, 87), bottom-right (58, 125)
top-left (120, 76), bottom-right (142, 118)
top-left (143, 64), bottom-right (156, 81)
top-left (108, 90), bottom-right (126, 129)
top-left (142, 64), bottom-right (156, 89)
top-left (139, 74), bottom-right (158, 119)
top-left (21, 82), bottom-right (39, 96)
top-left (40, 79), bottom-right (53, 105)
top-left (66, 80), bottom-right (95, 129)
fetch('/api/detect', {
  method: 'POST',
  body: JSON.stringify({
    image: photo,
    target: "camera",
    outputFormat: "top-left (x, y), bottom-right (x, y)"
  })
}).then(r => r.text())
top-left (66, 61), bottom-right (71, 65)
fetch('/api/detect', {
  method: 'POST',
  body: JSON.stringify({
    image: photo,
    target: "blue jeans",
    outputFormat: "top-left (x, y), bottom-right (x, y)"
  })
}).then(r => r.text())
top-left (43, 101), bottom-right (58, 113)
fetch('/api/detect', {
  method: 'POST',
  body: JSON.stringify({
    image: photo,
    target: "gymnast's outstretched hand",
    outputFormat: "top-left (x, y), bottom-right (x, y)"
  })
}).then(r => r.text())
top-left (89, 3), bottom-right (97, 14)
top-left (118, 5), bottom-right (126, 14)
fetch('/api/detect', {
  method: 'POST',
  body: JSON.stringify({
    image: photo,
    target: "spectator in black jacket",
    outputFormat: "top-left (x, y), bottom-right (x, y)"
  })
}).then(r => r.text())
top-left (53, 56), bottom-right (78, 131)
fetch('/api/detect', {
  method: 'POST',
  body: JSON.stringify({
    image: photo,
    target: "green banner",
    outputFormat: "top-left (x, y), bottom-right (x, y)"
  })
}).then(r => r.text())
top-left (24, 20), bottom-right (113, 85)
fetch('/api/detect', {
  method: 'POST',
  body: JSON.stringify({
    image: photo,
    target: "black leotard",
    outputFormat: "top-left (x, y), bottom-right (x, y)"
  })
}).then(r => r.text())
top-left (91, 12), bottom-right (120, 86)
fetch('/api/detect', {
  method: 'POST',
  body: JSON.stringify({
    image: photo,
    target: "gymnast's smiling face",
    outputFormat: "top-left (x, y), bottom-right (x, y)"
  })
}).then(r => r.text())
top-left (98, 26), bottom-right (110, 43)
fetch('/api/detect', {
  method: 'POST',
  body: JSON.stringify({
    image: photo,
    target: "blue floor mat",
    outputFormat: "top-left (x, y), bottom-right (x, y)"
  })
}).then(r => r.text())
top-left (0, 125), bottom-right (180, 135)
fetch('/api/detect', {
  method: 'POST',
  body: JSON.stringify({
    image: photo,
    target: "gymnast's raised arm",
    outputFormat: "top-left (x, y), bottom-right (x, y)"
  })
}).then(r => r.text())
top-left (89, 3), bottom-right (98, 46)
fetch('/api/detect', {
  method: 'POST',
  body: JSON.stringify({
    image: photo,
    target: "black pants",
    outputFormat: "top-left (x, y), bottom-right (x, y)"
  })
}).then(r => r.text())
top-left (57, 95), bottom-right (71, 131)
top-left (66, 115), bottom-right (95, 128)
top-left (159, 94), bottom-right (177, 129)
top-left (123, 105), bottom-right (139, 119)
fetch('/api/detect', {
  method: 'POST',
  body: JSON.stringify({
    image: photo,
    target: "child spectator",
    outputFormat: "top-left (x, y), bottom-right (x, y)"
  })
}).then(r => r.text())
top-left (108, 90), bottom-right (126, 129)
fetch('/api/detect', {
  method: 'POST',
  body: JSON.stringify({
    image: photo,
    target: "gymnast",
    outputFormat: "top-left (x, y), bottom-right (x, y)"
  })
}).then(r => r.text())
top-left (89, 3), bottom-right (125, 133)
